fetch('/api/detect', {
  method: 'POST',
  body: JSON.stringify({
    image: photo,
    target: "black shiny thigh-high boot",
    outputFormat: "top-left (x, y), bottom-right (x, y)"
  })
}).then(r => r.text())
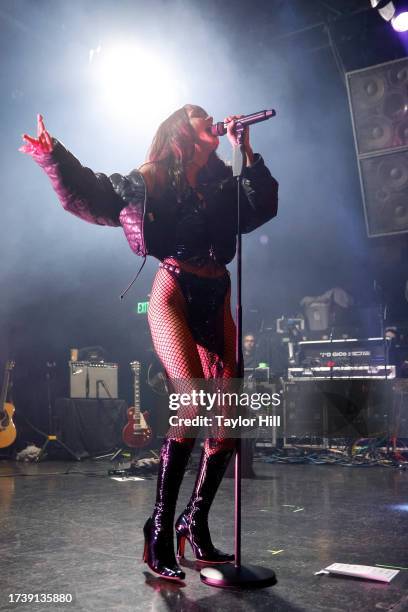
top-left (175, 441), bottom-right (235, 563)
top-left (143, 438), bottom-right (193, 581)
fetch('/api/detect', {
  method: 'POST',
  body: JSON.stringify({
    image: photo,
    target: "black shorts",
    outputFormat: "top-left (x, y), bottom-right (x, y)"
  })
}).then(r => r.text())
top-left (160, 262), bottom-right (230, 355)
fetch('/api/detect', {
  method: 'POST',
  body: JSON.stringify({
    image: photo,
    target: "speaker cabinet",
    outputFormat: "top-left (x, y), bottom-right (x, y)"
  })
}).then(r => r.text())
top-left (347, 57), bottom-right (408, 237)
top-left (347, 57), bottom-right (408, 155)
top-left (359, 150), bottom-right (408, 236)
top-left (283, 380), bottom-right (392, 440)
top-left (391, 380), bottom-right (408, 437)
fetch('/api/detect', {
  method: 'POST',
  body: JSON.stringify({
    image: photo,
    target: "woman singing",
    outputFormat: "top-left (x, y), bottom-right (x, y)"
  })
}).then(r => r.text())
top-left (20, 105), bottom-right (278, 582)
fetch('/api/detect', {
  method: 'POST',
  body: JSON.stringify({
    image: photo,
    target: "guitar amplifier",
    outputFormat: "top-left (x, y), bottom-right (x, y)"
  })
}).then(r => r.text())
top-left (69, 361), bottom-right (118, 399)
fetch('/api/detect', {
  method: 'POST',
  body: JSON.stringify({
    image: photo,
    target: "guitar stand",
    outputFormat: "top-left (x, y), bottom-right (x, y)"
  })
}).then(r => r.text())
top-left (95, 446), bottom-right (139, 462)
top-left (37, 434), bottom-right (80, 462)
top-left (109, 447), bottom-right (128, 462)
top-left (105, 445), bottom-right (139, 462)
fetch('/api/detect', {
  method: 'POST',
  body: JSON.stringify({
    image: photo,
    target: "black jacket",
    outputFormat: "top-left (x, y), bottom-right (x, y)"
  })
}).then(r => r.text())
top-left (33, 138), bottom-right (278, 263)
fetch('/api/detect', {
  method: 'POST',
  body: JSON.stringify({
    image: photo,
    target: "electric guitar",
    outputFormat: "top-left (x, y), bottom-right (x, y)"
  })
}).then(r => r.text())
top-left (0, 360), bottom-right (17, 449)
top-left (122, 361), bottom-right (152, 448)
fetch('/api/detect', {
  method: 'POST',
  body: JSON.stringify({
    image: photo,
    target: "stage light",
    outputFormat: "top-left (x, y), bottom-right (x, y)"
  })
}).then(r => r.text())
top-left (392, 8), bottom-right (408, 31)
top-left (390, 503), bottom-right (408, 511)
top-left (371, 0), bottom-right (396, 20)
top-left (90, 42), bottom-right (185, 124)
top-left (371, 0), bottom-right (408, 31)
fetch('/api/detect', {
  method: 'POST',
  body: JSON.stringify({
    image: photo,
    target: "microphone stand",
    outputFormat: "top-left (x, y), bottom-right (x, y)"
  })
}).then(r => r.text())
top-left (375, 282), bottom-right (392, 454)
top-left (37, 362), bottom-right (80, 462)
top-left (200, 127), bottom-right (277, 589)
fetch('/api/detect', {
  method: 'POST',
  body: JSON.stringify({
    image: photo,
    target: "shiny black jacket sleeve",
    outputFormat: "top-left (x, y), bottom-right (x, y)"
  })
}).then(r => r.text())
top-left (202, 153), bottom-right (279, 264)
top-left (239, 153), bottom-right (279, 233)
top-left (211, 153), bottom-right (278, 233)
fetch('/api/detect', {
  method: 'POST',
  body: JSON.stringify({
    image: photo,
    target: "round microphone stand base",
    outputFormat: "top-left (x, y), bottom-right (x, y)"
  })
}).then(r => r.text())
top-left (200, 564), bottom-right (277, 590)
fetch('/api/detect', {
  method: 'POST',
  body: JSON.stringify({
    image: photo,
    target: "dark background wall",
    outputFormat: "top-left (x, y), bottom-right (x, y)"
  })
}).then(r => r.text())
top-left (1, 0), bottom-right (407, 445)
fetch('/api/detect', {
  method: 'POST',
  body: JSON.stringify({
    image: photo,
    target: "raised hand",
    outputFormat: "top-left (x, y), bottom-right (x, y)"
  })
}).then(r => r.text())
top-left (19, 114), bottom-right (53, 155)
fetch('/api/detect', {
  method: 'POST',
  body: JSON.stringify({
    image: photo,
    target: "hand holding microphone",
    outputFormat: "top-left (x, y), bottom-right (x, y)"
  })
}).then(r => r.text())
top-left (224, 115), bottom-right (254, 166)
top-left (215, 108), bottom-right (276, 166)
top-left (211, 109), bottom-right (276, 137)
top-left (224, 115), bottom-right (251, 148)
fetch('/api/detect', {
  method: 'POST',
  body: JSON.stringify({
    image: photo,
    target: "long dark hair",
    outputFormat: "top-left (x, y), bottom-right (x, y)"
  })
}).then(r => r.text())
top-left (144, 104), bottom-right (230, 199)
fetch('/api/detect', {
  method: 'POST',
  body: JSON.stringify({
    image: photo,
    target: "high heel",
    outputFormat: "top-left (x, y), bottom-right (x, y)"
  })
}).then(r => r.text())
top-left (176, 532), bottom-right (186, 559)
top-left (143, 517), bottom-right (185, 581)
top-left (142, 438), bottom-right (193, 582)
top-left (175, 445), bottom-right (234, 564)
top-left (175, 513), bottom-right (233, 563)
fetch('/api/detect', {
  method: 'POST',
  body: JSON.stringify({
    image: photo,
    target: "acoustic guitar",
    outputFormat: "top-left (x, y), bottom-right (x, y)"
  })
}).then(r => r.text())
top-left (0, 360), bottom-right (17, 449)
top-left (122, 360), bottom-right (152, 448)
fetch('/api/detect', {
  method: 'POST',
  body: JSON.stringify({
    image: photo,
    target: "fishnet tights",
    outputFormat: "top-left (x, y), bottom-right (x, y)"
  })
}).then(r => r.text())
top-left (148, 265), bottom-right (237, 455)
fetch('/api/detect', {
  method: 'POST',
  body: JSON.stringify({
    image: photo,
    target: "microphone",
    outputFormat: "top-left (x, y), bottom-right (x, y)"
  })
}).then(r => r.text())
top-left (211, 109), bottom-right (276, 136)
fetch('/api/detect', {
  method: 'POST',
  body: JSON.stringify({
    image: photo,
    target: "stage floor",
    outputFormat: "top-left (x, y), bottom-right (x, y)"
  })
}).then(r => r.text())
top-left (0, 458), bottom-right (407, 612)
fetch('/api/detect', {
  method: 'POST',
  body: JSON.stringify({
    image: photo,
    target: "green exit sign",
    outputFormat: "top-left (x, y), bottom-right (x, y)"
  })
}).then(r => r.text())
top-left (136, 301), bottom-right (149, 314)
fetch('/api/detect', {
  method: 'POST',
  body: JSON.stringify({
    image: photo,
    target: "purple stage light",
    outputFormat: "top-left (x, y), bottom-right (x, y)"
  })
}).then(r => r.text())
top-left (392, 10), bottom-right (408, 30)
